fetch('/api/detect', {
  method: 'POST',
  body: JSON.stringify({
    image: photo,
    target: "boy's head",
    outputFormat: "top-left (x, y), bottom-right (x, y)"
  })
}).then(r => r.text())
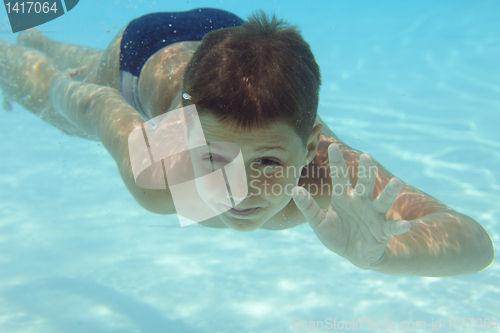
top-left (180, 12), bottom-right (323, 231)
top-left (182, 11), bottom-right (321, 146)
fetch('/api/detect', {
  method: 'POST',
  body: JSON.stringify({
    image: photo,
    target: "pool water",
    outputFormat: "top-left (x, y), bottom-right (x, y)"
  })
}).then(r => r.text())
top-left (0, 1), bottom-right (499, 332)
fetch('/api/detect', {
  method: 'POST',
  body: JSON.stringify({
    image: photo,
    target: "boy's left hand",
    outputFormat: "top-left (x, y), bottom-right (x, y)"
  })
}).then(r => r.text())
top-left (292, 143), bottom-right (411, 270)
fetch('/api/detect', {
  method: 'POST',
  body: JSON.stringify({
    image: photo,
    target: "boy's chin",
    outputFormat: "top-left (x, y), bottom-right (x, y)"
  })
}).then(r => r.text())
top-left (219, 215), bottom-right (268, 232)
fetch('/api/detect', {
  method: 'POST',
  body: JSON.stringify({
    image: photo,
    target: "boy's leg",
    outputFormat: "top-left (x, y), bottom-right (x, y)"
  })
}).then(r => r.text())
top-left (0, 41), bottom-right (95, 139)
top-left (17, 28), bottom-right (125, 90)
top-left (17, 29), bottom-right (102, 72)
top-left (82, 28), bottom-right (125, 90)
top-left (0, 41), bottom-right (58, 114)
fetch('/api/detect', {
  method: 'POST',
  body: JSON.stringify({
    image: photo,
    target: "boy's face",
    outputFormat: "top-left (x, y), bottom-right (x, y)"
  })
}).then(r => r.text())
top-left (187, 113), bottom-right (320, 231)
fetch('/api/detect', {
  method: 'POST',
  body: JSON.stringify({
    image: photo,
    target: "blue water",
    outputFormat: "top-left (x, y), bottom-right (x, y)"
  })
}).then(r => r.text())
top-left (1, 1), bottom-right (499, 332)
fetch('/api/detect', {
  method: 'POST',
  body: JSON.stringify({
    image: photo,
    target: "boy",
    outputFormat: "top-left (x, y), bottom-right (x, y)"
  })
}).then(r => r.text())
top-left (0, 8), bottom-right (494, 276)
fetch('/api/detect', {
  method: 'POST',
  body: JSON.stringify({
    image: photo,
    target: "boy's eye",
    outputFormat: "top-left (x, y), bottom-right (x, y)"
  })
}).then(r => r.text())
top-left (202, 154), bottom-right (230, 172)
top-left (204, 154), bottom-right (228, 164)
top-left (256, 158), bottom-right (280, 166)
top-left (203, 155), bottom-right (280, 168)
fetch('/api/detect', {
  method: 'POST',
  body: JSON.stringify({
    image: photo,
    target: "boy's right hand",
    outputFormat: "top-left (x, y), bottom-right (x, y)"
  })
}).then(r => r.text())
top-left (292, 143), bottom-right (411, 270)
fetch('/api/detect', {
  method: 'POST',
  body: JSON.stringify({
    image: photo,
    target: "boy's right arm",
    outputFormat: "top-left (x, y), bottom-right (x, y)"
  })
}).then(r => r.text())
top-left (49, 74), bottom-right (177, 214)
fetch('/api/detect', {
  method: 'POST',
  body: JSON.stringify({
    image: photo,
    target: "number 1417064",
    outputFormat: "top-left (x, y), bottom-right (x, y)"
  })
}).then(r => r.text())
top-left (447, 318), bottom-right (498, 330)
top-left (5, 2), bottom-right (58, 14)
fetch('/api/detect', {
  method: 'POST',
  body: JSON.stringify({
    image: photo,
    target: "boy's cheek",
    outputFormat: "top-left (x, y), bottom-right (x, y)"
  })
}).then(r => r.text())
top-left (250, 177), bottom-right (297, 199)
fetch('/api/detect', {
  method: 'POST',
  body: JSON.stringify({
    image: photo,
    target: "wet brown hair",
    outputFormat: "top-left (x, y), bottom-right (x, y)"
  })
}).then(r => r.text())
top-left (182, 11), bottom-right (321, 145)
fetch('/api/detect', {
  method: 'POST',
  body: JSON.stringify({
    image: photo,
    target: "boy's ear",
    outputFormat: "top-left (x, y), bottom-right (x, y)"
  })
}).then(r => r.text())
top-left (305, 124), bottom-right (323, 163)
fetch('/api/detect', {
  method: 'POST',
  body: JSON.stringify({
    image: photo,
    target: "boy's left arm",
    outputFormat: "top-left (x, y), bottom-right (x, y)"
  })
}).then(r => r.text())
top-left (372, 172), bottom-right (494, 277)
top-left (293, 139), bottom-right (494, 277)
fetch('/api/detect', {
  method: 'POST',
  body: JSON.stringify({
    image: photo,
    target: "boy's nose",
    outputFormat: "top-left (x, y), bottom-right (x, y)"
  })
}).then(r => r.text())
top-left (225, 169), bottom-right (249, 202)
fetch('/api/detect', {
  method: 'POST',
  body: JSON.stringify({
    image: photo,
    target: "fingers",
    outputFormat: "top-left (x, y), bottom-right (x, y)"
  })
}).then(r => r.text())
top-left (384, 220), bottom-right (411, 237)
top-left (328, 143), bottom-right (352, 190)
top-left (67, 67), bottom-right (86, 78)
top-left (355, 153), bottom-right (376, 200)
top-left (373, 178), bottom-right (403, 214)
top-left (292, 186), bottom-right (325, 228)
top-left (51, 67), bottom-right (85, 89)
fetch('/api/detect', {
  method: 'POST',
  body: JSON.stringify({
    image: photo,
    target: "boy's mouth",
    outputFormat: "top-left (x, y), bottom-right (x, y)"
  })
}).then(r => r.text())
top-left (222, 204), bottom-right (258, 216)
